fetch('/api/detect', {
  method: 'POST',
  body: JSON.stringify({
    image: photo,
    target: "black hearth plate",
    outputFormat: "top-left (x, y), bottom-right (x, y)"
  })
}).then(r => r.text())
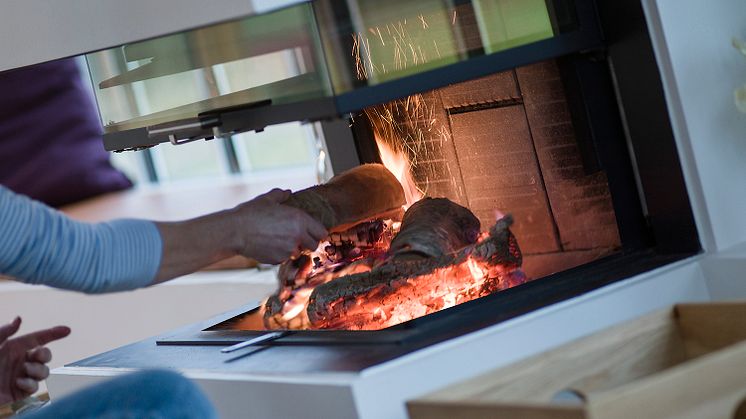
top-left (156, 303), bottom-right (416, 346)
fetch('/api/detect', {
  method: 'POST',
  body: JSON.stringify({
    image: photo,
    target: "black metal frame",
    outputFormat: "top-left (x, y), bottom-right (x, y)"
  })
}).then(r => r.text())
top-left (102, 0), bottom-right (605, 152)
top-left (157, 0), bottom-right (700, 348)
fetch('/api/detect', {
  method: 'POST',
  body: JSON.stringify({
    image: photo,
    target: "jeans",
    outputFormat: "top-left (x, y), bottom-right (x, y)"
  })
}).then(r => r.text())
top-left (23, 370), bottom-right (217, 419)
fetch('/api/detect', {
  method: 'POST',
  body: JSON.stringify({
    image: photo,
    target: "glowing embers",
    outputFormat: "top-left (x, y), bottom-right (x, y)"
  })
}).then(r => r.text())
top-left (307, 209), bottom-right (525, 330)
top-left (264, 197), bottom-right (525, 331)
top-left (264, 220), bottom-right (398, 329)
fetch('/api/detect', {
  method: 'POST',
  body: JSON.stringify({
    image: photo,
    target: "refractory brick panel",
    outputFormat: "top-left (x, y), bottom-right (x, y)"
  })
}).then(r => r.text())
top-left (517, 61), bottom-right (620, 250)
top-left (368, 58), bottom-right (622, 278)
top-left (449, 106), bottom-right (561, 254)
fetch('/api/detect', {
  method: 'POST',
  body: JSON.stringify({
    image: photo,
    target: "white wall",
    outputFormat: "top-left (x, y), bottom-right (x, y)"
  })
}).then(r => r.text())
top-left (646, 0), bottom-right (746, 252)
top-left (0, 0), bottom-right (307, 72)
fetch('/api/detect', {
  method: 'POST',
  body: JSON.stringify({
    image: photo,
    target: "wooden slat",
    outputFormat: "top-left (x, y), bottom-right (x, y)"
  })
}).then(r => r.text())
top-left (674, 302), bottom-right (746, 358)
top-left (414, 309), bottom-right (684, 405)
top-left (588, 340), bottom-right (746, 419)
top-left (409, 303), bottom-right (746, 419)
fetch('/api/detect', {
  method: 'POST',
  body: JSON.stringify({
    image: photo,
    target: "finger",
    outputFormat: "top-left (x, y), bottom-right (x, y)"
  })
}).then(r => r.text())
top-left (304, 217), bottom-right (329, 242)
top-left (256, 188), bottom-right (291, 204)
top-left (23, 362), bottom-right (50, 380)
top-left (16, 326), bottom-right (71, 349)
top-left (15, 378), bottom-right (38, 395)
top-left (300, 233), bottom-right (319, 253)
top-left (27, 347), bottom-right (52, 364)
top-left (0, 316), bottom-right (21, 342)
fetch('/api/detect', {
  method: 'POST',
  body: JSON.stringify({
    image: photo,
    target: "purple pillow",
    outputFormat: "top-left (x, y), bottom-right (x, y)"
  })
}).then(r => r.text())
top-left (0, 58), bottom-right (132, 207)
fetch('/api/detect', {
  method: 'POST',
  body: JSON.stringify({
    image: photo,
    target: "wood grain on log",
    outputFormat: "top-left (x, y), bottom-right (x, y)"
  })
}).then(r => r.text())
top-left (284, 164), bottom-right (406, 233)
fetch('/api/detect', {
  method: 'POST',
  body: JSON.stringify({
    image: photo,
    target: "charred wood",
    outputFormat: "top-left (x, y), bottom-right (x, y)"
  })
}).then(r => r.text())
top-left (307, 213), bottom-right (524, 330)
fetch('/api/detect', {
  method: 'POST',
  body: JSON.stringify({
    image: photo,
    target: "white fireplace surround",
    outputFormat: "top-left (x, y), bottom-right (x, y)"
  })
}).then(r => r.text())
top-left (1, 0), bottom-right (743, 417)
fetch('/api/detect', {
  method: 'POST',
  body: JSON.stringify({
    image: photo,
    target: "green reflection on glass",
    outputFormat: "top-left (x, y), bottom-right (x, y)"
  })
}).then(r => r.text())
top-left (474, 0), bottom-right (554, 53)
top-left (351, 0), bottom-right (460, 84)
top-left (236, 123), bottom-right (315, 171)
top-left (157, 139), bottom-right (224, 181)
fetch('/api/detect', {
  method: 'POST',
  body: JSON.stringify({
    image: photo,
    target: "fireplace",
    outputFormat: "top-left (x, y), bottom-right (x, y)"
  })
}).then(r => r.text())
top-left (45, 0), bottom-right (701, 369)
top-left (143, 0), bottom-right (701, 346)
top-left (45, 1), bottom-right (717, 417)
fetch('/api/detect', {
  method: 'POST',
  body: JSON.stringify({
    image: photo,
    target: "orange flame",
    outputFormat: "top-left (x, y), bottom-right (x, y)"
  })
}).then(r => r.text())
top-left (311, 237), bottom-right (526, 331)
top-left (375, 134), bottom-right (423, 208)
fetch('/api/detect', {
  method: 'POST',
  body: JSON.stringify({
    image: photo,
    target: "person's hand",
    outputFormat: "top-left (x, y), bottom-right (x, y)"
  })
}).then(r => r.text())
top-left (0, 317), bottom-right (70, 405)
top-left (232, 189), bottom-right (328, 264)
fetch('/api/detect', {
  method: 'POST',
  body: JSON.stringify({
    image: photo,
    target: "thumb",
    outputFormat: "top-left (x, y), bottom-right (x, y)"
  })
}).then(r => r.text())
top-left (256, 188), bottom-right (292, 204)
top-left (0, 316), bottom-right (21, 343)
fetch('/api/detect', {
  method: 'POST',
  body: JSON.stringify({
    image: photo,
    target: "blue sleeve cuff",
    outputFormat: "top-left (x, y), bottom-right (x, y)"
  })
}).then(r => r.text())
top-left (96, 219), bottom-right (163, 293)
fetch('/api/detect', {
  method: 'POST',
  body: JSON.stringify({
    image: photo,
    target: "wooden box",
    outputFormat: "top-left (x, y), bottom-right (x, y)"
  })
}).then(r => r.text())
top-left (408, 302), bottom-right (746, 419)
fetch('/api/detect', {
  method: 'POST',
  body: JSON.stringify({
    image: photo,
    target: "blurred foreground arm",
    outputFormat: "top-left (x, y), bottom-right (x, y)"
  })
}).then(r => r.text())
top-left (0, 186), bottom-right (326, 293)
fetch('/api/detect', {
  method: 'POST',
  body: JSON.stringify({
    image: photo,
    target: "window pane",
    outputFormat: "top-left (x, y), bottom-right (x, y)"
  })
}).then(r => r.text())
top-left (155, 140), bottom-right (226, 181)
top-left (234, 122), bottom-right (316, 171)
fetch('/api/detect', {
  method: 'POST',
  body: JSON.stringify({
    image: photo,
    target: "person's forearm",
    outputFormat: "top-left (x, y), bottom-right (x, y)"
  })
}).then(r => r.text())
top-left (153, 210), bottom-right (242, 283)
top-left (1, 185), bottom-right (325, 294)
top-left (0, 186), bottom-right (161, 294)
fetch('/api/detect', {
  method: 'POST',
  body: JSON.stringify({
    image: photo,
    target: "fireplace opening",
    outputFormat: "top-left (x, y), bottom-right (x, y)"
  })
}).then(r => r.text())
top-left (159, 0), bottom-right (700, 345)
top-left (205, 59), bottom-right (627, 332)
top-left (360, 59), bottom-right (622, 281)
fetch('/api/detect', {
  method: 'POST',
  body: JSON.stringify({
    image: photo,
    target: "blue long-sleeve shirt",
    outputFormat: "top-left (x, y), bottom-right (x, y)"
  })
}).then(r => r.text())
top-left (0, 185), bottom-right (162, 293)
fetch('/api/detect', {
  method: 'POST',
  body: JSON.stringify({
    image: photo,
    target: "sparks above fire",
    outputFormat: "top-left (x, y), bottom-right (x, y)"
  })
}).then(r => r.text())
top-left (263, 164), bottom-right (527, 331)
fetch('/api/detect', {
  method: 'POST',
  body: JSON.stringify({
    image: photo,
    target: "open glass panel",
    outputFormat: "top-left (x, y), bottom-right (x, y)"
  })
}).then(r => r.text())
top-left (86, 0), bottom-right (594, 151)
top-left (86, 3), bottom-right (332, 135)
top-left (317, 0), bottom-right (579, 94)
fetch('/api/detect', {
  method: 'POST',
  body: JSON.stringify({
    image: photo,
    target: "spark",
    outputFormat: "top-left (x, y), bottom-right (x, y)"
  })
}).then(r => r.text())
top-left (392, 21), bottom-right (404, 39)
top-left (419, 14), bottom-right (429, 29)
top-left (365, 36), bottom-right (380, 75)
top-left (352, 33), bottom-right (366, 80)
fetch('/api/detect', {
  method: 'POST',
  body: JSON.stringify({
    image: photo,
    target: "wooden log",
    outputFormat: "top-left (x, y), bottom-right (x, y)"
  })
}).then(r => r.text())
top-left (283, 163), bottom-right (406, 233)
top-left (389, 198), bottom-right (481, 259)
top-left (264, 164), bottom-right (406, 328)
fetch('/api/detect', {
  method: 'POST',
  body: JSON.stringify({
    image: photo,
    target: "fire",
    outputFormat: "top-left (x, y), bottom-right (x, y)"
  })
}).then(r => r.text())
top-left (265, 207), bottom-right (526, 331)
top-left (260, 15), bottom-right (527, 330)
top-left (262, 101), bottom-right (527, 330)
top-left (311, 241), bottom-right (524, 331)
top-left (375, 135), bottom-right (423, 208)
top-left (264, 220), bottom-right (398, 330)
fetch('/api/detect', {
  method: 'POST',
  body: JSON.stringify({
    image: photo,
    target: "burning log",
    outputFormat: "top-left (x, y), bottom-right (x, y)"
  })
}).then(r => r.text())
top-left (389, 198), bottom-right (481, 259)
top-left (263, 166), bottom-right (526, 331)
top-left (263, 164), bottom-right (406, 329)
top-left (306, 199), bottom-right (524, 330)
top-left (284, 163), bottom-right (406, 232)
